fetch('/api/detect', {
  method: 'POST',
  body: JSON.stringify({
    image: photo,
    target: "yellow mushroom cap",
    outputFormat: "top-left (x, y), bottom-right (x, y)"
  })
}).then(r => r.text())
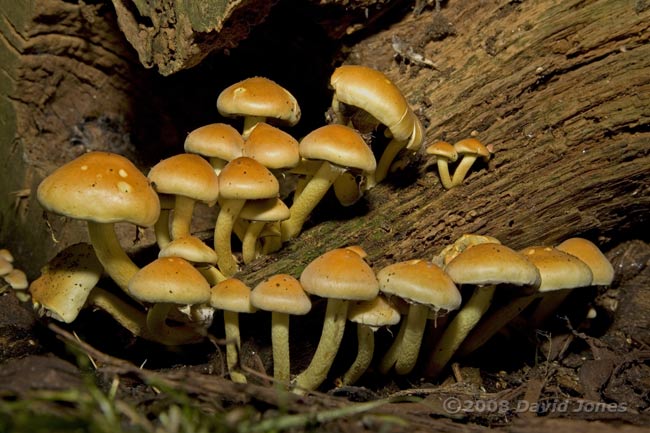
top-left (158, 236), bottom-right (218, 265)
top-left (454, 138), bottom-right (491, 160)
top-left (37, 152), bottom-right (160, 227)
top-left (4, 269), bottom-right (28, 290)
top-left (251, 274), bottom-right (312, 315)
top-left (128, 257), bottom-right (210, 305)
top-left (330, 65), bottom-right (413, 140)
top-left (300, 248), bottom-right (379, 301)
top-left (217, 77), bottom-right (301, 126)
top-left (445, 243), bottom-right (541, 288)
top-left (210, 278), bottom-right (256, 313)
top-left (148, 153), bottom-right (220, 204)
top-left (426, 141), bottom-right (458, 162)
top-left (299, 124), bottom-right (376, 173)
top-left (556, 238), bottom-right (614, 285)
top-left (184, 123), bottom-right (244, 161)
top-left (520, 246), bottom-right (593, 292)
top-left (348, 295), bottom-right (401, 327)
top-left (238, 198), bottom-right (290, 222)
top-left (29, 243), bottom-right (103, 323)
top-left (377, 259), bottom-right (461, 312)
top-left (243, 122), bottom-right (300, 169)
top-left (218, 157), bottom-right (280, 200)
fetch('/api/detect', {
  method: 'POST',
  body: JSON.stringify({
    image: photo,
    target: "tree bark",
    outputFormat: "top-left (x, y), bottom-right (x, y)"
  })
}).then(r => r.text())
top-left (238, 0), bottom-right (650, 285)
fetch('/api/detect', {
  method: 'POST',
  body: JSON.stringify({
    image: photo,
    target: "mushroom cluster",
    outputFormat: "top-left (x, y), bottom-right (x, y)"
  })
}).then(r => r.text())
top-left (426, 138), bottom-right (493, 189)
top-left (25, 67), bottom-right (613, 391)
top-left (1, 247), bottom-right (28, 296)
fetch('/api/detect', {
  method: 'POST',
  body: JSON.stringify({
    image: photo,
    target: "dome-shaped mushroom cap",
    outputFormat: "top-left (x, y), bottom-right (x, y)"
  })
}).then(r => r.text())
top-left (520, 246), bottom-right (593, 292)
top-left (243, 122), bottom-right (300, 169)
top-left (377, 259), bottom-right (461, 311)
top-left (37, 152), bottom-right (160, 227)
top-left (158, 236), bottom-right (218, 265)
top-left (238, 198), bottom-right (290, 222)
top-left (210, 278), bottom-right (257, 313)
top-left (184, 123), bottom-right (244, 160)
top-left (148, 153), bottom-right (220, 204)
top-left (128, 257), bottom-right (210, 305)
top-left (251, 274), bottom-right (312, 315)
top-left (218, 157), bottom-right (280, 200)
top-left (300, 248), bottom-right (379, 301)
top-left (299, 124), bottom-right (376, 173)
top-left (556, 238), bottom-right (614, 285)
top-left (426, 141), bottom-right (458, 161)
top-left (29, 243), bottom-right (103, 323)
top-left (454, 138), bottom-right (491, 159)
top-left (330, 65), bottom-right (413, 140)
top-left (445, 243), bottom-right (541, 287)
top-left (217, 77), bottom-right (301, 126)
top-left (348, 295), bottom-right (401, 327)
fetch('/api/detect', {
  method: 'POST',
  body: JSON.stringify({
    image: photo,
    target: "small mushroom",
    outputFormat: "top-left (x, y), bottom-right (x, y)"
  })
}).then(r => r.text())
top-left (184, 123), bottom-right (244, 174)
top-left (217, 77), bottom-right (301, 138)
top-left (128, 257), bottom-right (211, 345)
top-left (237, 198), bottom-right (290, 265)
top-left (292, 248), bottom-right (379, 392)
top-left (148, 153), bottom-right (220, 240)
top-left (210, 278), bottom-right (257, 383)
top-left (281, 125), bottom-right (376, 241)
top-left (37, 152), bottom-right (160, 293)
top-left (250, 274), bottom-right (311, 382)
top-left (426, 141), bottom-right (458, 190)
top-left (214, 157), bottom-right (280, 276)
top-left (450, 138), bottom-right (491, 187)
top-left (4, 269), bottom-right (28, 290)
top-left (329, 65), bottom-right (423, 186)
top-left (341, 295), bottom-right (400, 385)
top-left (426, 243), bottom-right (540, 378)
top-left (377, 259), bottom-right (461, 375)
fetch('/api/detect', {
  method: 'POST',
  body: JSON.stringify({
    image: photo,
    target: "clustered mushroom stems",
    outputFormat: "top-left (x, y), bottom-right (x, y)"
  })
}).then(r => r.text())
top-left (223, 310), bottom-right (247, 383)
top-left (242, 221), bottom-right (267, 264)
top-left (341, 323), bottom-right (377, 386)
top-left (378, 303), bottom-right (431, 375)
top-left (170, 195), bottom-right (197, 239)
top-left (214, 198), bottom-right (247, 277)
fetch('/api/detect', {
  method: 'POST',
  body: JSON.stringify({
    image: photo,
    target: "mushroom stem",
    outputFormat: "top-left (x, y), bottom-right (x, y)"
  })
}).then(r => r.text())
top-left (87, 288), bottom-right (204, 345)
top-left (146, 302), bottom-right (174, 336)
top-left (223, 310), bottom-right (247, 383)
top-left (214, 199), bottom-right (246, 277)
top-left (529, 290), bottom-right (571, 327)
top-left (281, 162), bottom-right (344, 241)
top-left (426, 285), bottom-right (496, 378)
top-left (457, 293), bottom-right (540, 357)
top-left (261, 224), bottom-right (282, 255)
top-left (341, 324), bottom-right (375, 385)
top-left (198, 265), bottom-right (228, 286)
top-left (292, 298), bottom-right (349, 392)
top-left (437, 159), bottom-right (454, 190)
top-left (451, 155), bottom-right (479, 186)
top-left (242, 116), bottom-right (266, 138)
top-left (394, 303), bottom-right (430, 375)
top-left (87, 221), bottom-right (140, 294)
top-left (378, 315), bottom-right (408, 374)
top-left (170, 195), bottom-right (195, 240)
top-left (271, 312), bottom-right (291, 382)
top-left (154, 209), bottom-right (172, 249)
top-left (87, 287), bottom-right (147, 337)
top-left (370, 137), bottom-right (407, 187)
top-left (242, 221), bottom-right (266, 265)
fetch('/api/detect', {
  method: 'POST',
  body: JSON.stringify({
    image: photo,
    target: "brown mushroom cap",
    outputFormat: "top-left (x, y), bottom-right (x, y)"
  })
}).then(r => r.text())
top-left (454, 138), bottom-right (491, 160)
top-left (300, 248), bottom-right (379, 301)
top-left (378, 259), bottom-right (461, 312)
top-left (299, 124), bottom-right (376, 173)
top-left (128, 257), bottom-right (210, 305)
top-left (556, 238), bottom-right (614, 285)
top-left (210, 278), bottom-right (256, 313)
top-left (330, 65), bottom-right (412, 140)
top-left (243, 122), bottom-right (300, 169)
top-left (148, 153), bottom-right (220, 205)
top-left (426, 141), bottom-right (458, 162)
top-left (520, 246), bottom-right (593, 292)
top-left (238, 197), bottom-right (290, 222)
top-left (251, 274), bottom-right (312, 315)
top-left (184, 123), bottom-right (244, 161)
top-left (218, 157), bottom-right (280, 200)
top-left (348, 295), bottom-right (401, 328)
top-left (217, 77), bottom-right (301, 126)
top-left (445, 243), bottom-right (541, 288)
top-left (37, 151), bottom-right (160, 227)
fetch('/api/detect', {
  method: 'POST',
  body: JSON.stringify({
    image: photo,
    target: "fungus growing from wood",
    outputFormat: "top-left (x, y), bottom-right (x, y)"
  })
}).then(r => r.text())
top-left (426, 141), bottom-right (458, 190)
top-left (184, 123), bottom-right (244, 174)
top-left (450, 138), bottom-right (491, 187)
